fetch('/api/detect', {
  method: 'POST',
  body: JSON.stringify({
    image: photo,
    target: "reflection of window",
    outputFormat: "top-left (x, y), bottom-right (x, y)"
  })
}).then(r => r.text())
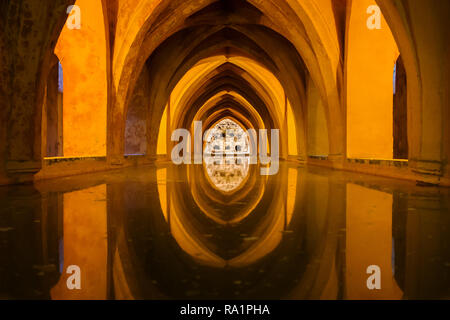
top-left (204, 119), bottom-right (249, 155)
top-left (205, 156), bottom-right (250, 192)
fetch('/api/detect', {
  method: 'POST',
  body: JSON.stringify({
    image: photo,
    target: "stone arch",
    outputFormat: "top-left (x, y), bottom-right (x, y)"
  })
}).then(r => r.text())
top-left (150, 56), bottom-right (299, 159)
top-left (110, 0), bottom-right (344, 164)
top-left (0, 0), bottom-right (75, 182)
top-left (135, 26), bottom-right (308, 161)
top-left (376, 0), bottom-right (449, 183)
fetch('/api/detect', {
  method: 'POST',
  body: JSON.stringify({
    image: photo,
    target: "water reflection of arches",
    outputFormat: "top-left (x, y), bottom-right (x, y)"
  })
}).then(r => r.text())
top-left (160, 163), bottom-right (280, 265)
top-left (109, 164), bottom-right (347, 300)
top-left (3, 164), bottom-right (447, 300)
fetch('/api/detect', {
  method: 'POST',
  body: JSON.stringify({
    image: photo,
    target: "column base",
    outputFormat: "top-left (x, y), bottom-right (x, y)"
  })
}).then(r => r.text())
top-left (410, 159), bottom-right (443, 186)
top-left (108, 155), bottom-right (124, 166)
top-left (6, 160), bottom-right (41, 174)
top-left (327, 153), bottom-right (345, 169)
top-left (4, 161), bottom-right (41, 184)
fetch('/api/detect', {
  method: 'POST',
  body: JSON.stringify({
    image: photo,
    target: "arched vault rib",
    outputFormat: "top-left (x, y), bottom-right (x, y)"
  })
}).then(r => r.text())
top-left (171, 65), bottom-right (279, 129)
top-left (114, 0), bottom-right (342, 162)
top-left (141, 28), bottom-right (308, 159)
top-left (197, 100), bottom-right (262, 134)
top-left (156, 68), bottom-right (286, 158)
top-left (148, 46), bottom-right (308, 158)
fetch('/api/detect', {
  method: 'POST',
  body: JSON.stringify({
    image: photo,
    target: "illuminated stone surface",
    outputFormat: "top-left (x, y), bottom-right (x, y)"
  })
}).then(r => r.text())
top-left (0, 0), bottom-right (449, 301)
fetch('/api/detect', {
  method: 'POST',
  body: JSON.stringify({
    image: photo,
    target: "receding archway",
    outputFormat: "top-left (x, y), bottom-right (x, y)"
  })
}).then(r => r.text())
top-left (110, 0), bottom-right (344, 164)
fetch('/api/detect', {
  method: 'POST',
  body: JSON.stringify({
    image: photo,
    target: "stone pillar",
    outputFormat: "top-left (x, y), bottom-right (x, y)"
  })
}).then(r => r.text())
top-left (377, 0), bottom-right (450, 185)
top-left (0, 1), bottom-right (74, 183)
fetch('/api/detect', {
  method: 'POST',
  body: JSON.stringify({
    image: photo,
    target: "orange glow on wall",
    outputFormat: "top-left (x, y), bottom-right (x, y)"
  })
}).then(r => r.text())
top-left (287, 100), bottom-right (298, 156)
top-left (157, 107), bottom-right (168, 155)
top-left (346, 0), bottom-right (400, 159)
top-left (51, 185), bottom-right (108, 300)
top-left (55, 0), bottom-right (108, 157)
top-left (156, 168), bottom-right (168, 221)
top-left (346, 183), bottom-right (403, 300)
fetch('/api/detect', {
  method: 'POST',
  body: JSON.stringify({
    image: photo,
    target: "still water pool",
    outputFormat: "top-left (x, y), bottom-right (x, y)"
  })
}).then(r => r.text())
top-left (1, 161), bottom-right (449, 299)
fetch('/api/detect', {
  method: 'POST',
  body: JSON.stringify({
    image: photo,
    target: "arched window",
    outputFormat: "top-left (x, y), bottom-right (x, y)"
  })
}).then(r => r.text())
top-left (204, 119), bottom-right (250, 156)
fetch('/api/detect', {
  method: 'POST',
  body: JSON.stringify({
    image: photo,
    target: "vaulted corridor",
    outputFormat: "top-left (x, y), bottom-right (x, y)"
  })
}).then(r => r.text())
top-left (0, 0), bottom-right (449, 300)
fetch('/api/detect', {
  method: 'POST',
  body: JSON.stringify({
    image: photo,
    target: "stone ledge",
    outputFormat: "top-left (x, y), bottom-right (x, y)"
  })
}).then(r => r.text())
top-left (308, 155), bottom-right (329, 161)
top-left (6, 160), bottom-right (41, 174)
top-left (44, 156), bottom-right (107, 166)
top-left (347, 158), bottom-right (409, 167)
